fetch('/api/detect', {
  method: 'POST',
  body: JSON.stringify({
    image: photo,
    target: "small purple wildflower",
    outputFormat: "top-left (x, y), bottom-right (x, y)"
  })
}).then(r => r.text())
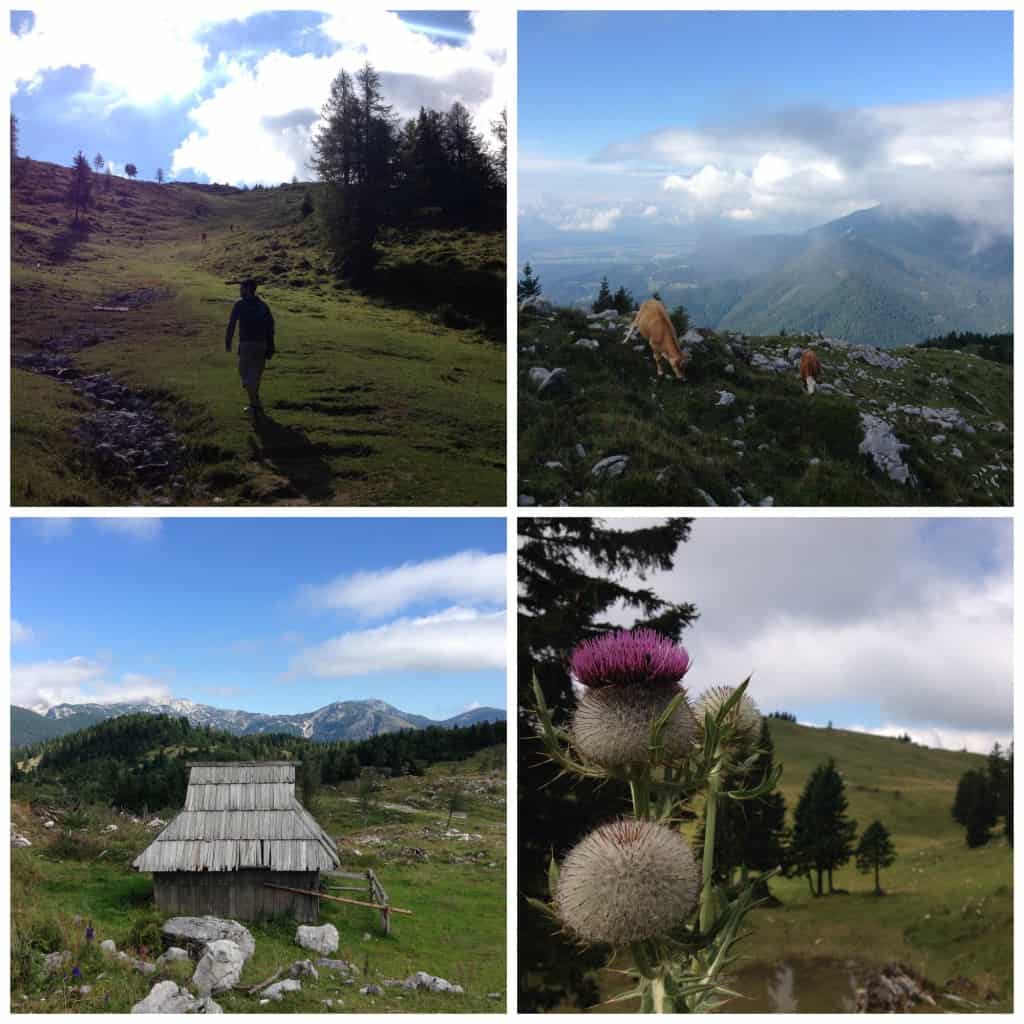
top-left (85, 924), bottom-right (94, 943)
top-left (71, 966), bottom-right (82, 980)
top-left (571, 629), bottom-right (690, 689)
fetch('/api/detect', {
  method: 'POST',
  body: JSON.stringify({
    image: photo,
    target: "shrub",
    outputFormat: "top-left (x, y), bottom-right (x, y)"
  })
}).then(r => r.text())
top-left (126, 914), bottom-right (164, 955)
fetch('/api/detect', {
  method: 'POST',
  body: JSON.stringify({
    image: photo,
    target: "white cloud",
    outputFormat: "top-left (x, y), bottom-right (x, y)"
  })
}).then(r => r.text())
top-left (12, 656), bottom-right (171, 712)
top-left (557, 206), bottom-right (623, 233)
top-left (300, 550), bottom-right (506, 619)
top-left (604, 518), bottom-right (1012, 744)
top-left (171, 12), bottom-right (507, 186)
top-left (94, 518), bottom-right (162, 541)
top-left (586, 94), bottom-right (1012, 233)
top-left (641, 205), bottom-right (659, 218)
top-left (11, 620), bottom-right (33, 644)
top-left (290, 607), bottom-right (506, 678)
top-left (839, 722), bottom-right (1011, 756)
top-left (31, 519), bottom-right (74, 540)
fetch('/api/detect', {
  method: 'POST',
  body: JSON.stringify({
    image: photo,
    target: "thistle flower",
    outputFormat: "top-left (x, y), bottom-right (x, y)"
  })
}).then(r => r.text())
top-left (695, 685), bottom-right (761, 742)
top-left (571, 629), bottom-right (690, 689)
top-left (85, 924), bottom-right (94, 944)
top-left (555, 818), bottom-right (700, 946)
top-left (572, 681), bottom-right (697, 767)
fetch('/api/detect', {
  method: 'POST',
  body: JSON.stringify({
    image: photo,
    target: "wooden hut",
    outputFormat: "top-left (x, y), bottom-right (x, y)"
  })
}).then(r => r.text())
top-left (133, 762), bottom-right (339, 923)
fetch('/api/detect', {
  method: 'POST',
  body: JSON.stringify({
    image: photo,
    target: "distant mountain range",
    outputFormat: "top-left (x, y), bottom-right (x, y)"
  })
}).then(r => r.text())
top-left (524, 206), bottom-right (1012, 346)
top-left (11, 699), bottom-right (506, 748)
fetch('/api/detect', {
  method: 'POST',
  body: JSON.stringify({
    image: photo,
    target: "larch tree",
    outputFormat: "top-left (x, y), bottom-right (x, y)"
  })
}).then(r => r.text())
top-left (67, 150), bottom-right (93, 225)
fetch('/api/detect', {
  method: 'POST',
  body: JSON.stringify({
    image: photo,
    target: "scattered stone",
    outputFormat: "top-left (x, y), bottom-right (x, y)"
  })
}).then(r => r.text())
top-left (758, 497), bottom-right (774, 507)
top-left (162, 917), bottom-right (255, 963)
top-left (196, 996), bottom-right (223, 1014)
top-left (808, 458), bottom-right (821, 467)
top-left (101, 940), bottom-right (117, 956)
top-left (133, 959), bottom-right (158, 976)
top-left (11, 831), bottom-right (32, 848)
top-left (591, 455), bottom-right (629, 479)
top-left (102, 824), bottom-right (119, 833)
top-left (855, 962), bottom-right (934, 1012)
top-left (402, 971), bottom-right (464, 994)
top-left (543, 461), bottom-right (566, 471)
top-left (147, 817), bottom-right (167, 830)
top-left (317, 959), bottom-right (360, 975)
top-left (289, 960), bottom-right (319, 980)
top-left (192, 940), bottom-right (244, 996)
top-left (518, 494), bottom-right (536, 507)
top-left (574, 338), bottom-right (599, 350)
top-left (848, 345), bottom-right (906, 370)
top-left (487, 992), bottom-right (503, 1000)
top-left (43, 820), bottom-right (55, 829)
top-left (538, 367), bottom-right (571, 398)
top-left (155, 947), bottom-right (189, 966)
top-left (519, 296), bottom-right (554, 316)
top-left (587, 309), bottom-right (621, 322)
top-left (574, 443), bottom-right (586, 458)
top-left (750, 352), bottom-right (791, 373)
top-left (859, 414), bottom-right (913, 485)
top-left (130, 980), bottom-right (198, 1014)
top-left (951, 447), bottom-right (963, 459)
top-left (263, 979), bottom-right (302, 1002)
top-left (296, 924), bottom-right (339, 956)
top-left (44, 951), bottom-right (71, 973)
top-left (716, 390), bottom-right (736, 407)
top-left (724, 363), bottom-right (735, 374)
top-left (887, 404), bottom-right (974, 433)
top-left (360, 984), bottom-right (384, 996)
top-left (696, 488), bottom-right (717, 507)
top-left (527, 367), bottom-right (550, 387)
top-left (931, 434), bottom-right (946, 444)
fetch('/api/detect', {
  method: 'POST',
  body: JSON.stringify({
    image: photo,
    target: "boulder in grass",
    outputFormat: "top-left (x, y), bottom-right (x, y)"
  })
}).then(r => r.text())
top-left (100, 939), bottom-right (117, 956)
top-left (263, 979), bottom-right (302, 1002)
top-left (162, 917), bottom-right (255, 962)
top-left (402, 971), bottom-right (464, 994)
top-left (289, 959), bottom-right (319, 980)
top-left (155, 947), bottom-right (190, 966)
top-left (131, 980), bottom-right (199, 1014)
top-left (192, 940), bottom-right (244, 996)
top-left (295, 923), bottom-right (339, 955)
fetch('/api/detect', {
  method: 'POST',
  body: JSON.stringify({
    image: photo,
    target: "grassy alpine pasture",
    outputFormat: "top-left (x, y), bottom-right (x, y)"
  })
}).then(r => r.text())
top-left (544, 721), bottom-right (1012, 1012)
top-left (11, 749), bottom-right (506, 1013)
top-left (12, 159), bottom-right (505, 506)
top-left (518, 306), bottom-right (1011, 507)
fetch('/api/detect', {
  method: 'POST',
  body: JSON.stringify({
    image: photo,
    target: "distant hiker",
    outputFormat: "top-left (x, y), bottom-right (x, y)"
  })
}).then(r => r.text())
top-left (800, 348), bottom-right (822, 394)
top-left (225, 279), bottom-right (275, 415)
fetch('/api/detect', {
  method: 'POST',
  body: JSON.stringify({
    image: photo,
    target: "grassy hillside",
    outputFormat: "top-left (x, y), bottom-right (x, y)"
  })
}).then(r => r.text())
top-left (519, 305), bottom-right (1011, 507)
top-left (12, 159), bottom-right (505, 506)
top-left (11, 747), bottom-right (506, 1013)
top-left (537, 719), bottom-right (1012, 1012)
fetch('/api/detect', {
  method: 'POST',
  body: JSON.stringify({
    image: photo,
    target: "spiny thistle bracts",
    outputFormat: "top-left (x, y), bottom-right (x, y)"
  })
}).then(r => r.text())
top-left (695, 684), bottom-right (761, 743)
top-left (571, 680), bottom-right (697, 768)
top-left (555, 818), bottom-right (700, 946)
top-left (570, 629), bottom-right (690, 689)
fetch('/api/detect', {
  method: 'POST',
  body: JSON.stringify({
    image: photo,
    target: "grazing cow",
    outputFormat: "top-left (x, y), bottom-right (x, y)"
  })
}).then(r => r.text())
top-left (799, 348), bottom-right (822, 394)
top-left (622, 299), bottom-right (689, 380)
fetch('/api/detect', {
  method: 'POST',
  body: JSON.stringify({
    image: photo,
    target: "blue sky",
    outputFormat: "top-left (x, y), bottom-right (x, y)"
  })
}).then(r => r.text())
top-left (12, 517), bottom-right (507, 721)
top-left (519, 10), bottom-right (1012, 244)
top-left (608, 517), bottom-right (1012, 754)
top-left (10, 9), bottom-right (507, 186)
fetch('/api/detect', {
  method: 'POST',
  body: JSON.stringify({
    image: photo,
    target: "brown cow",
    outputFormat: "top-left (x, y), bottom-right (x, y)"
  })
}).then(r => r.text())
top-left (622, 299), bottom-right (689, 380)
top-left (799, 348), bottom-right (822, 394)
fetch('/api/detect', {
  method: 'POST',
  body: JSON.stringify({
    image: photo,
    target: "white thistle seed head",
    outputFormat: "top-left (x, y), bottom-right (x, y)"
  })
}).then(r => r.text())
top-left (694, 684), bottom-right (761, 743)
top-left (555, 818), bottom-right (700, 946)
top-left (571, 681), bottom-right (696, 768)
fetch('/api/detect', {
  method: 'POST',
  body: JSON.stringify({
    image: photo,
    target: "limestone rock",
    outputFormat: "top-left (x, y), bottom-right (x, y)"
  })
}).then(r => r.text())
top-left (295, 923), bottom-right (339, 956)
top-left (130, 981), bottom-right (198, 1014)
top-left (263, 978), bottom-right (302, 1002)
top-left (402, 971), bottom-right (464, 994)
top-left (192, 940), bottom-right (244, 996)
top-left (100, 939), bottom-right (117, 956)
top-left (859, 414), bottom-right (913, 485)
top-left (162, 918), bottom-right (255, 963)
top-left (591, 455), bottom-right (628, 479)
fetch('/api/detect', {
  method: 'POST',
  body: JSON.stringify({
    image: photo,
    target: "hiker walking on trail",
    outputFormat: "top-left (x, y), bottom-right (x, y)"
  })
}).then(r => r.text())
top-left (225, 278), bottom-right (275, 415)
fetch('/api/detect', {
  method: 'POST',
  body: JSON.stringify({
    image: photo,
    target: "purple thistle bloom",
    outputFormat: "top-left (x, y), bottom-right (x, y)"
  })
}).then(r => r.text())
top-left (571, 629), bottom-right (690, 689)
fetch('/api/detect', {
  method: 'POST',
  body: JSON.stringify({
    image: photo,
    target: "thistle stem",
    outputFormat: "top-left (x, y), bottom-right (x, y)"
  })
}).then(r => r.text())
top-left (700, 753), bottom-right (722, 934)
top-left (629, 766), bottom-right (651, 819)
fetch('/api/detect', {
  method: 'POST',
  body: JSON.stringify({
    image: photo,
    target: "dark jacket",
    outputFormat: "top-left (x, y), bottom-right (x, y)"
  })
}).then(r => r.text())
top-left (225, 296), bottom-right (275, 354)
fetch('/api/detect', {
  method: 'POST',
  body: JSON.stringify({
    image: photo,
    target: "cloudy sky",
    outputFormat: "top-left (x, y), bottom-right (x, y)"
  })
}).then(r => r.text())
top-left (593, 517), bottom-right (1012, 755)
top-left (519, 11), bottom-right (1012, 244)
top-left (10, 8), bottom-right (507, 186)
top-left (12, 518), bottom-right (506, 721)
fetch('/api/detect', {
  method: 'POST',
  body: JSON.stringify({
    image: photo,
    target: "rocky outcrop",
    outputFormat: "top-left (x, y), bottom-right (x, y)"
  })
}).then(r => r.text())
top-left (131, 981), bottom-right (201, 1014)
top-left (263, 979), bottom-right (302, 1001)
top-left (858, 414), bottom-right (913, 485)
top-left (855, 963), bottom-right (935, 1012)
top-left (402, 971), bottom-right (465, 994)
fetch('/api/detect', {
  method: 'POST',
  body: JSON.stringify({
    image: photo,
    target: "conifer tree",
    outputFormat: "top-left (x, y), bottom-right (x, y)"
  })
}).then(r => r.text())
top-left (156, 167), bottom-right (164, 184)
top-left (93, 152), bottom-right (104, 172)
top-left (125, 163), bottom-right (137, 179)
top-left (67, 150), bottom-right (93, 225)
top-left (518, 518), bottom-right (697, 1010)
top-left (789, 758), bottom-right (857, 895)
top-left (952, 768), bottom-right (998, 847)
top-left (855, 820), bottom-right (895, 895)
top-left (593, 276), bottom-right (614, 313)
top-left (612, 285), bottom-right (636, 315)
top-left (518, 262), bottom-right (541, 302)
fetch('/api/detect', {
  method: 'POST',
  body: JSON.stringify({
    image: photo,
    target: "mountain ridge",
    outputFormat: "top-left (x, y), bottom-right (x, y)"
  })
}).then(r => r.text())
top-left (11, 698), bottom-right (506, 747)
